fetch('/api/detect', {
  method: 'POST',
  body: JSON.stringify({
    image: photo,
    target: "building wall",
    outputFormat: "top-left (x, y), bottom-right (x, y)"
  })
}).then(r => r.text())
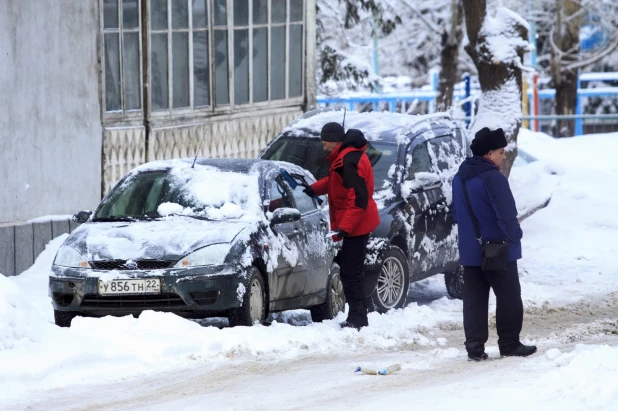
top-left (0, 0), bottom-right (103, 225)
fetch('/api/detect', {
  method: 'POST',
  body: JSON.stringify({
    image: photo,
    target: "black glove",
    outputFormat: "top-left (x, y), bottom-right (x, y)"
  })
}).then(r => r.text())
top-left (336, 229), bottom-right (349, 238)
top-left (303, 186), bottom-right (315, 197)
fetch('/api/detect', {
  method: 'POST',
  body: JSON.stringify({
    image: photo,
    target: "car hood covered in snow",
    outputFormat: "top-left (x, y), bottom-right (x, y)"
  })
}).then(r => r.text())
top-left (64, 218), bottom-right (250, 262)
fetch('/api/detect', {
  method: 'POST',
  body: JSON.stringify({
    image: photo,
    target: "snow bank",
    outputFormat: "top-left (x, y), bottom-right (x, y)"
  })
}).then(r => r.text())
top-left (541, 345), bottom-right (618, 408)
top-left (517, 129), bottom-right (618, 305)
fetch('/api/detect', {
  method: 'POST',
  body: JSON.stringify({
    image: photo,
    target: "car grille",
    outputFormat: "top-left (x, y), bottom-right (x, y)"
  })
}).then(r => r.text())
top-left (81, 293), bottom-right (186, 309)
top-left (90, 260), bottom-right (175, 270)
top-left (190, 291), bottom-right (220, 306)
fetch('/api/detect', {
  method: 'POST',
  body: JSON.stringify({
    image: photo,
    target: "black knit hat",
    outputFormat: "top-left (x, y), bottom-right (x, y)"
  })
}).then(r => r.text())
top-left (471, 127), bottom-right (508, 156)
top-left (320, 122), bottom-right (345, 142)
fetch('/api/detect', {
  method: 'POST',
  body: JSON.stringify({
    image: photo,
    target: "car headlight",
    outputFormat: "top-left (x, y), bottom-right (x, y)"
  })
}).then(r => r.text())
top-left (175, 244), bottom-right (230, 268)
top-left (54, 245), bottom-right (91, 268)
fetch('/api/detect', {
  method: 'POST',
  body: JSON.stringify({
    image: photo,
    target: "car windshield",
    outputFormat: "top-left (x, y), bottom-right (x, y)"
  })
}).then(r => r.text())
top-left (94, 165), bottom-right (262, 221)
top-left (261, 136), bottom-right (398, 191)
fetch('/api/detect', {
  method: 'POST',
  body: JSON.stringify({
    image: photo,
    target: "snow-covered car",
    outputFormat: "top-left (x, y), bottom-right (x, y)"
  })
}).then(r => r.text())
top-left (259, 109), bottom-right (470, 310)
top-left (49, 159), bottom-right (342, 327)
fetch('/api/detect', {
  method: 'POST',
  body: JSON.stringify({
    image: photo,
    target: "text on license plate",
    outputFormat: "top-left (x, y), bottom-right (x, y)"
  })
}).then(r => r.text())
top-left (98, 279), bottom-right (161, 295)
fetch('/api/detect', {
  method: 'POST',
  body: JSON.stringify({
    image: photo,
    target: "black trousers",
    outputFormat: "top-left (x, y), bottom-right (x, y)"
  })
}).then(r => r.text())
top-left (339, 234), bottom-right (371, 327)
top-left (463, 261), bottom-right (523, 355)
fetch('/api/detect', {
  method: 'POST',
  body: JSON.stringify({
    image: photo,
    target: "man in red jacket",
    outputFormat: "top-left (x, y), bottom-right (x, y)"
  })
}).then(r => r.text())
top-left (304, 122), bottom-right (380, 329)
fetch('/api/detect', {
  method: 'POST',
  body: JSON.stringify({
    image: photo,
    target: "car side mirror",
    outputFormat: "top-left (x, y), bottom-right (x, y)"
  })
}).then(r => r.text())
top-left (270, 208), bottom-right (301, 226)
top-left (73, 210), bottom-right (92, 224)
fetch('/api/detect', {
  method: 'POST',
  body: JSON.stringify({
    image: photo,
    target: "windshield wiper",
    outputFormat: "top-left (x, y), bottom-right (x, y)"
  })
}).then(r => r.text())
top-left (162, 213), bottom-right (214, 221)
top-left (91, 216), bottom-right (136, 222)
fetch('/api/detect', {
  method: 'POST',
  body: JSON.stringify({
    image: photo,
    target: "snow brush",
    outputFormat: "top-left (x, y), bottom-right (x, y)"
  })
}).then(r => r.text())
top-left (355, 364), bottom-right (402, 376)
top-left (279, 169), bottom-right (324, 205)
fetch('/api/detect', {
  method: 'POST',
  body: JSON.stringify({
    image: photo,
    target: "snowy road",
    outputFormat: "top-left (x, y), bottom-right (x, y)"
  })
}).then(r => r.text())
top-left (2, 129), bottom-right (618, 410)
top-left (14, 291), bottom-right (618, 411)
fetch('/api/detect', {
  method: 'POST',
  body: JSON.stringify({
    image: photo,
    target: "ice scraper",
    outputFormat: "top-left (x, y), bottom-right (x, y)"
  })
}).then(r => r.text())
top-left (279, 169), bottom-right (324, 205)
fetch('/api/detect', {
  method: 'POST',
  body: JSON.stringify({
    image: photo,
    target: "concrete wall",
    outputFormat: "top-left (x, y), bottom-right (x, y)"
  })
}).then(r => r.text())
top-left (0, 0), bottom-right (102, 225)
top-left (0, 219), bottom-right (78, 277)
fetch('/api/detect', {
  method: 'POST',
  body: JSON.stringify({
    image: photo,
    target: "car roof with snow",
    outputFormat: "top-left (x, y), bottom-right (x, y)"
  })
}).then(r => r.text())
top-left (279, 108), bottom-right (461, 143)
top-left (130, 158), bottom-right (314, 180)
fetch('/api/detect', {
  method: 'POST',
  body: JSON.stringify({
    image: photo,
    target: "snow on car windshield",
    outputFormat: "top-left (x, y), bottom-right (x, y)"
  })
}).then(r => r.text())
top-left (95, 161), bottom-right (262, 221)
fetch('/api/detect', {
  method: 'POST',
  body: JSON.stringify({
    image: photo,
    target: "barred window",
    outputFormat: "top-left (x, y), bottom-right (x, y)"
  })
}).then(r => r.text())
top-left (102, 0), bottom-right (305, 115)
top-left (103, 0), bottom-right (143, 113)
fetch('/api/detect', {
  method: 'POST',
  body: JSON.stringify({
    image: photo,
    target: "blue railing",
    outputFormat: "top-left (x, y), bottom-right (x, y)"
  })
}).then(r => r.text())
top-left (317, 72), bottom-right (618, 136)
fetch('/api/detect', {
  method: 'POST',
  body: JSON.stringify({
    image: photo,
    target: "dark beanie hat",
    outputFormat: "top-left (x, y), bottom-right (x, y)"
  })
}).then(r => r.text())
top-left (320, 122), bottom-right (345, 142)
top-left (470, 127), bottom-right (508, 156)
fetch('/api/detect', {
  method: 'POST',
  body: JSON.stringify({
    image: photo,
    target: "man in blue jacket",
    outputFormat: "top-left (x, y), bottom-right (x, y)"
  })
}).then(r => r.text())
top-left (452, 127), bottom-right (537, 361)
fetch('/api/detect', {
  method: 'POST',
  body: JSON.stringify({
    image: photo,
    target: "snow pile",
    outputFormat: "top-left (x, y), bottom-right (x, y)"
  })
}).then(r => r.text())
top-left (542, 345), bottom-right (618, 408)
top-left (517, 129), bottom-right (618, 304)
top-left (509, 158), bottom-right (560, 220)
top-left (0, 276), bottom-right (51, 351)
top-left (157, 202), bottom-right (187, 216)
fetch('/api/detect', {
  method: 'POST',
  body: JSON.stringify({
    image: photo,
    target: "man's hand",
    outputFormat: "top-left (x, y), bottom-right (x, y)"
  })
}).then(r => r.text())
top-left (335, 229), bottom-right (349, 238)
top-left (303, 186), bottom-right (315, 197)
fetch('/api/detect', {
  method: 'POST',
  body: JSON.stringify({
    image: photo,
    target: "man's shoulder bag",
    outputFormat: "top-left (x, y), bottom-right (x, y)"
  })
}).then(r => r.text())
top-left (462, 180), bottom-right (509, 272)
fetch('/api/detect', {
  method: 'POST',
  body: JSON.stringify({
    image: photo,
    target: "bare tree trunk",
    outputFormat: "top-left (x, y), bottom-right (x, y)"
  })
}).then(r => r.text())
top-left (463, 0), bottom-right (528, 178)
top-left (436, 0), bottom-right (464, 111)
top-left (551, 0), bottom-right (581, 137)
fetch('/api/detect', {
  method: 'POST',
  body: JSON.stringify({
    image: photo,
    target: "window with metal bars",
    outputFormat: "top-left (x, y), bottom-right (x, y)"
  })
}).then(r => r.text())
top-left (101, 0), bottom-right (305, 116)
top-left (102, 0), bottom-right (143, 113)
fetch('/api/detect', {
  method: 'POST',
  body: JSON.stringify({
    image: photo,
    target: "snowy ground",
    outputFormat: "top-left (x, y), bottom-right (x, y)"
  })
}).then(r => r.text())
top-left (2, 129), bottom-right (618, 410)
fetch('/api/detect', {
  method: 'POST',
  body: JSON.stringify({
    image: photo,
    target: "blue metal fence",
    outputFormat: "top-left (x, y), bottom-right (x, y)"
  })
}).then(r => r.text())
top-left (317, 72), bottom-right (618, 137)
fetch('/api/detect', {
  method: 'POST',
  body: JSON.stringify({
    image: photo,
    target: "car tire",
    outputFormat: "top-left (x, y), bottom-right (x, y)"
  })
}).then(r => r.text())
top-left (228, 267), bottom-right (267, 327)
top-left (54, 310), bottom-right (78, 328)
top-left (372, 245), bottom-right (410, 313)
top-left (444, 265), bottom-right (464, 300)
top-left (310, 263), bottom-right (345, 323)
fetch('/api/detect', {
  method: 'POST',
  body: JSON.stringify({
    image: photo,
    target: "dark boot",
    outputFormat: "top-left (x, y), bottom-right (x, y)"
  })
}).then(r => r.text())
top-left (467, 352), bottom-right (489, 362)
top-left (500, 343), bottom-right (537, 357)
top-left (339, 321), bottom-right (362, 331)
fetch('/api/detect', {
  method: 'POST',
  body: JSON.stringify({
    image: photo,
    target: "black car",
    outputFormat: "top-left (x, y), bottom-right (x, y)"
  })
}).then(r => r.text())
top-left (49, 159), bottom-right (343, 327)
top-left (259, 109), bottom-right (470, 311)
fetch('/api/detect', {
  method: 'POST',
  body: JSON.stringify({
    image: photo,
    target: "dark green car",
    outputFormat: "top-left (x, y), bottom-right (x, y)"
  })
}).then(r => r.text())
top-left (49, 159), bottom-right (343, 327)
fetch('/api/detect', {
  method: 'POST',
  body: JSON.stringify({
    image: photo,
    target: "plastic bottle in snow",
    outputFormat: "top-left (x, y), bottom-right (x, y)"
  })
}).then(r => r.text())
top-left (355, 364), bottom-right (401, 375)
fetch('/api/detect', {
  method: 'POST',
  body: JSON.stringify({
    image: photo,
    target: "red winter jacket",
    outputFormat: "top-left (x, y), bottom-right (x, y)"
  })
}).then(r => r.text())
top-left (311, 129), bottom-right (380, 240)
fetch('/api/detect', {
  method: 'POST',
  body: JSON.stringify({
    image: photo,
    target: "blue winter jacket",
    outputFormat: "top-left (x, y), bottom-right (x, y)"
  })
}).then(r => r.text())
top-left (452, 156), bottom-right (523, 266)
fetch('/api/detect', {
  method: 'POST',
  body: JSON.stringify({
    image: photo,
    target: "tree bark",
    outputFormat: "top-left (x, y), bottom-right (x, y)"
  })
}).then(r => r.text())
top-left (551, 0), bottom-right (581, 137)
top-left (463, 1), bottom-right (528, 178)
top-left (436, 0), bottom-right (464, 111)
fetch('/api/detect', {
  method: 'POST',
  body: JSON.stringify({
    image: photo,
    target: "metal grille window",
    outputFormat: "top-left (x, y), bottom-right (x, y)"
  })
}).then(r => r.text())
top-left (103, 0), bottom-right (143, 113)
top-left (233, 0), bottom-right (305, 105)
top-left (103, 0), bottom-right (305, 115)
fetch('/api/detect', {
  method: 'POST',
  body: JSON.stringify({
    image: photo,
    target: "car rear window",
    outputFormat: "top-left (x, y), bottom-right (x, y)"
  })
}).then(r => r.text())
top-left (261, 136), bottom-right (398, 191)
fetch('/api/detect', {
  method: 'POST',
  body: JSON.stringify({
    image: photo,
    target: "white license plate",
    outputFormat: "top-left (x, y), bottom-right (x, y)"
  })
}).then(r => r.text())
top-left (98, 279), bottom-right (161, 295)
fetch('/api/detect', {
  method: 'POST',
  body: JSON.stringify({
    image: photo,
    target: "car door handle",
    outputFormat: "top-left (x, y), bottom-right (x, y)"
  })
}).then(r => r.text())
top-left (320, 219), bottom-right (328, 227)
top-left (436, 203), bottom-right (447, 211)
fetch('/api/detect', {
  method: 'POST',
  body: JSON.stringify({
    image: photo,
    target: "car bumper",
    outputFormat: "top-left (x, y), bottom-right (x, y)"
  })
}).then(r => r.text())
top-left (49, 265), bottom-right (249, 318)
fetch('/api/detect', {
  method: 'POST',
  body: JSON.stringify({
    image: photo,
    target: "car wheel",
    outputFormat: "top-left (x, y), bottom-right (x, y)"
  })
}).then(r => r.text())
top-left (310, 263), bottom-right (345, 323)
top-left (444, 265), bottom-right (464, 300)
top-left (54, 310), bottom-right (78, 327)
top-left (228, 267), bottom-right (267, 327)
top-left (372, 245), bottom-right (410, 313)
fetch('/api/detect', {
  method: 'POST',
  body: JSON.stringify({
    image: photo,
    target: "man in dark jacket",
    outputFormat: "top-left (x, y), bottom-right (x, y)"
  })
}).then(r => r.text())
top-left (452, 127), bottom-right (537, 360)
top-left (304, 122), bottom-right (380, 329)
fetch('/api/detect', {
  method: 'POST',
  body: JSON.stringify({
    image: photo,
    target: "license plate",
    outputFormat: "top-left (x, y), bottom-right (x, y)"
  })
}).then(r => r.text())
top-left (98, 279), bottom-right (161, 295)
